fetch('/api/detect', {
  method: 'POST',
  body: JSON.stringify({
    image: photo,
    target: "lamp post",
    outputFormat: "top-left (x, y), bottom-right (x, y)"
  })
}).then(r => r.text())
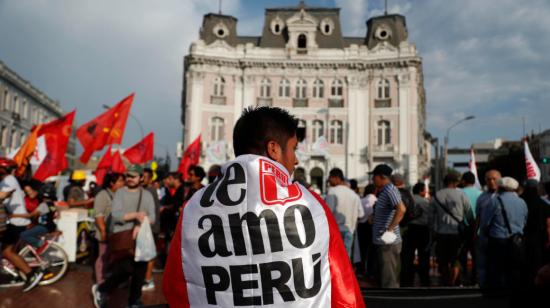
top-left (443, 115), bottom-right (474, 173)
top-left (102, 104), bottom-right (145, 140)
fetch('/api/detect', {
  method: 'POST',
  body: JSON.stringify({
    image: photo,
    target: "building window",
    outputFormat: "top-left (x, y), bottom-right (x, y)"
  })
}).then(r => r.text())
top-left (377, 120), bottom-right (391, 145)
top-left (313, 79), bottom-right (324, 98)
top-left (210, 117), bottom-right (225, 142)
top-left (295, 79), bottom-right (307, 99)
top-left (22, 101), bottom-right (28, 119)
top-left (298, 119), bottom-right (307, 141)
top-left (279, 78), bottom-right (290, 98)
top-left (10, 130), bottom-right (18, 150)
top-left (330, 120), bottom-right (343, 144)
top-left (312, 120), bottom-right (324, 143)
top-left (13, 95), bottom-right (19, 114)
top-left (378, 79), bottom-right (390, 99)
top-left (331, 79), bottom-right (343, 97)
top-left (213, 77), bottom-right (225, 96)
top-left (2, 90), bottom-right (8, 111)
top-left (297, 34), bottom-right (307, 49)
top-left (0, 126), bottom-right (8, 148)
top-left (260, 78), bottom-right (271, 98)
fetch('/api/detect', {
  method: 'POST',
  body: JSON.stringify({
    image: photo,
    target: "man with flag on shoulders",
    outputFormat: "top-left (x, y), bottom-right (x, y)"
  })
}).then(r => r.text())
top-left (163, 106), bottom-right (364, 308)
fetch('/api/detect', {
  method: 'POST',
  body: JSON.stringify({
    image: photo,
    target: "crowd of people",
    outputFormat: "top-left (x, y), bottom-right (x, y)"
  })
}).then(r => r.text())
top-left (323, 165), bottom-right (550, 289)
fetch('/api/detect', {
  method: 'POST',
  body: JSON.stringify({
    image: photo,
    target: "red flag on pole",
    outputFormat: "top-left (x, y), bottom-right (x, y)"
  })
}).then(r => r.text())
top-left (94, 146), bottom-right (113, 186)
top-left (112, 150), bottom-right (126, 174)
top-left (123, 132), bottom-right (154, 164)
top-left (178, 135), bottom-right (201, 180)
top-left (33, 111), bottom-right (76, 181)
top-left (76, 93), bottom-right (134, 163)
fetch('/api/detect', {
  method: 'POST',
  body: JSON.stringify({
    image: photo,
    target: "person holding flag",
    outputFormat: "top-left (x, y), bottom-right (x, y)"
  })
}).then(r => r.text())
top-left (163, 106), bottom-right (364, 307)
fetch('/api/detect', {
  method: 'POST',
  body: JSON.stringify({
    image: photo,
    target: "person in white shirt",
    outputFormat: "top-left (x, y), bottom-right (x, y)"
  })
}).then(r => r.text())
top-left (0, 158), bottom-right (43, 292)
top-left (326, 168), bottom-right (364, 258)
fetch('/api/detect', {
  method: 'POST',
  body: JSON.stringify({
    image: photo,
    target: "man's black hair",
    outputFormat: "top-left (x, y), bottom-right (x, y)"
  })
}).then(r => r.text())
top-left (461, 171), bottom-right (476, 185)
top-left (143, 168), bottom-right (153, 176)
top-left (412, 182), bottom-right (426, 195)
top-left (233, 106), bottom-right (298, 156)
top-left (102, 172), bottom-right (125, 190)
top-left (329, 168), bottom-right (345, 181)
top-left (363, 184), bottom-right (376, 197)
top-left (190, 166), bottom-right (206, 181)
top-left (444, 172), bottom-right (460, 186)
top-left (169, 172), bottom-right (182, 182)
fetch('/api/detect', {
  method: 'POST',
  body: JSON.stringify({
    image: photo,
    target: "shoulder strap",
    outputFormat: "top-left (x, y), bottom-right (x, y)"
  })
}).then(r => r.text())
top-left (434, 195), bottom-right (462, 224)
top-left (496, 196), bottom-right (513, 236)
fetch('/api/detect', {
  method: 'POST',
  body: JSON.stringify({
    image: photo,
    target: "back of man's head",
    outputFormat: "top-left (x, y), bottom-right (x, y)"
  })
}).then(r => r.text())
top-left (461, 171), bottom-right (476, 186)
top-left (329, 168), bottom-right (345, 182)
top-left (412, 182), bottom-right (426, 195)
top-left (444, 172), bottom-right (460, 187)
top-left (233, 106), bottom-right (298, 156)
top-left (191, 166), bottom-right (206, 181)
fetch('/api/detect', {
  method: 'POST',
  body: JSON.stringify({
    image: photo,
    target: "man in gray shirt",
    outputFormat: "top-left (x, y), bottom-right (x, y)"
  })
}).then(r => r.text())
top-left (93, 165), bottom-right (156, 308)
top-left (431, 173), bottom-right (474, 286)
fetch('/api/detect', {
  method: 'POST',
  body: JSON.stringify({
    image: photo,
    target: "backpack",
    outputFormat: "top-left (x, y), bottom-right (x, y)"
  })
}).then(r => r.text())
top-left (398, 188), bottom-right (420, 226)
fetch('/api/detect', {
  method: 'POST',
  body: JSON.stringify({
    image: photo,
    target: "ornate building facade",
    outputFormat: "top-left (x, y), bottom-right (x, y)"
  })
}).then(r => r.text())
top-left (182, 3), bottom-right (429, 188)
top-left (0, 60), bottom-right (76, 166)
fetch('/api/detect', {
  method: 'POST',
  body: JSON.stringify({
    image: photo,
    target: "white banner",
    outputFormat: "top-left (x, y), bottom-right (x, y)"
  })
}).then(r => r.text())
top-left (311, 136), bottom-right (329, 158)
top-left (469, 148), bottom-right (482, 189)
top-left (524, 140), bottom-right (541, 181)
top-left (205, 141), bottom-right (227, 164)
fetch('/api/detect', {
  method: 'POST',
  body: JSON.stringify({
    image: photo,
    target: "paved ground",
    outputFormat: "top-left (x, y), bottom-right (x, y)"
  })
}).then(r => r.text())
top-left (0, 264), bottom-right (167, 308)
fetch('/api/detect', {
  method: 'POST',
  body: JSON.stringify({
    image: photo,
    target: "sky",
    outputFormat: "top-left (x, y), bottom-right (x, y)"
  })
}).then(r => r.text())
top-left (1, 0), bottom-right (549, 164)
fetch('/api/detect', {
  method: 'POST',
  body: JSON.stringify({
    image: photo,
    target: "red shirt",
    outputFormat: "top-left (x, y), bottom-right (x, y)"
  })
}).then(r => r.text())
top-left (25, 196), bottom-right (39, 213)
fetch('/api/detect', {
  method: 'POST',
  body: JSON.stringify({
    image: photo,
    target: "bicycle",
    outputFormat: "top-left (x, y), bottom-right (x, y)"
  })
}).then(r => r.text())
top-left (0, 231), bottom-right (69, 287)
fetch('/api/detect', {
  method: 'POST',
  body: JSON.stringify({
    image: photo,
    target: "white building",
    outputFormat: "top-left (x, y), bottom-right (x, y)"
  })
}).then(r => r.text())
top-left (182, 3), bottom-right (429, 189)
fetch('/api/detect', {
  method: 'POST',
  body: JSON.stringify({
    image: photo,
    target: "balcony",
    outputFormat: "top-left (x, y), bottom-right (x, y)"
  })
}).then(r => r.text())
top-left (256, 97), bottom-right (273, 107)
top-left (373, 144), bottom-right (395, 157)
top-left (375, 98), bottom-right (391, 108)
top-left (210, 95), bottom-right (226, 105)
top-left (293, 98), bottom-right (308, 107)
top-left (328, 98), bottom-right (344, 108)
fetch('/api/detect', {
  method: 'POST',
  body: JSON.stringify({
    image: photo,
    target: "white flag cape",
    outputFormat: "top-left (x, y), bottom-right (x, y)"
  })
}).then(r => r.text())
top-left (469, 148), bottom-right (482, 190)
top-left (524, 140), bottom-right (541, 181)
top-left (163, 155), bottom-right (364, 308)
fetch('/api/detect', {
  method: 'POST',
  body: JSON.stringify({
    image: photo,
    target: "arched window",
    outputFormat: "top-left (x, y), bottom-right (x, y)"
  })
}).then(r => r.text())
top-left (378, 79), bottom-right (390, 99)
top-left (22, 101), bottom-right (28, 119)
top-left (0, 126), bottom-right (8, 148)
top-left (260, 78), bottom-right (271, 98)
top-left (210, 117), bottom-right (225, 142)
top-left (298, 34), bottom-right (307, 49)
top-left (330, 120), bottom-right (343, 144)
top-left (331, 79), bottom-right (343, 97)
top-left (13, 95), bottom-right (19, 114)
top-left (10, 130), bottom-right (18, 150)
top-left (312, 120), bottom-right (324, 143)
top-left (295, 79), bottom-right (307, 99)
top-left (313, 79), bottom-right (324, 98)
top-left (377, 120), bottom-right (391, 145)
top-left (3, 90), bottom-right (9, 111)
top-left (279, 78), bottom-right (290, 98)
top-left (213, 76), bottom-right (225, 96)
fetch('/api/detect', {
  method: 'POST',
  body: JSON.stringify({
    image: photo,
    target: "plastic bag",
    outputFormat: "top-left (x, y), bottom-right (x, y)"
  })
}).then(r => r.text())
top-left (135, 216), bottom-right (157, 262)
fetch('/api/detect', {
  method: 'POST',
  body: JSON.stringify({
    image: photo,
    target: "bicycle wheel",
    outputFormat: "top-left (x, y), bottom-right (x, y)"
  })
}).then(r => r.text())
top-left (19, 242), bottom-right (69, 286)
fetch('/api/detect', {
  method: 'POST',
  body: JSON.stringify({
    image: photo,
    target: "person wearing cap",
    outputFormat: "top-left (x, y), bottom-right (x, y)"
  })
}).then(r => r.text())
top-left (482, 176), bottom-right (527, 288)
top-left (370, 164), bottom-right (406, 288)
top-left (430, 172), bottom-right (473, 286)
top-left (92, 164), bottom-right (156, 308)
top-left (65, 169), bottom-right (94, 208)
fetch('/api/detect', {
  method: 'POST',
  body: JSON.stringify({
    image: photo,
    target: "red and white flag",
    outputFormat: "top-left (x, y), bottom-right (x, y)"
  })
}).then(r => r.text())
top-left (469, 147), bottom-right (482, 189)
top-left (524, 140), bottom-right (541, 181)
top-left (163, 155), bottom-right (365, 308)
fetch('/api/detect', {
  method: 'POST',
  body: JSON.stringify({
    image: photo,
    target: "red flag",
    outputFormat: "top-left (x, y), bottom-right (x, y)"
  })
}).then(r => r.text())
top-left (33, 111), bottom-right (76, 181)
top-left (178, 135), bottom-right (201, 180)
top-left (76, 93), bottom-right (134, 163)
top-left (95, 147), bottom-right (127, 186)
top-left (123, 132), bottom-right (154, 164)
top-left (112, 150), bottom-right (126, 174)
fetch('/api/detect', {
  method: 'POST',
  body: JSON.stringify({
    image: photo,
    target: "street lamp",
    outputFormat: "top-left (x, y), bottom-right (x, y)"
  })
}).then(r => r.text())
top-left (102, 104), bottom-right (145, 140)
top-left (443, 115), bottom-right (475, 172)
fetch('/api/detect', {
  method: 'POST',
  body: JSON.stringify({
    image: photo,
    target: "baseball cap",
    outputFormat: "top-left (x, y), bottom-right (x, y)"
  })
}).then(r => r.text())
top-left (369, 164), bottom-right (393, 177)
top-left (126, 165), bottom-right (143, 176)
